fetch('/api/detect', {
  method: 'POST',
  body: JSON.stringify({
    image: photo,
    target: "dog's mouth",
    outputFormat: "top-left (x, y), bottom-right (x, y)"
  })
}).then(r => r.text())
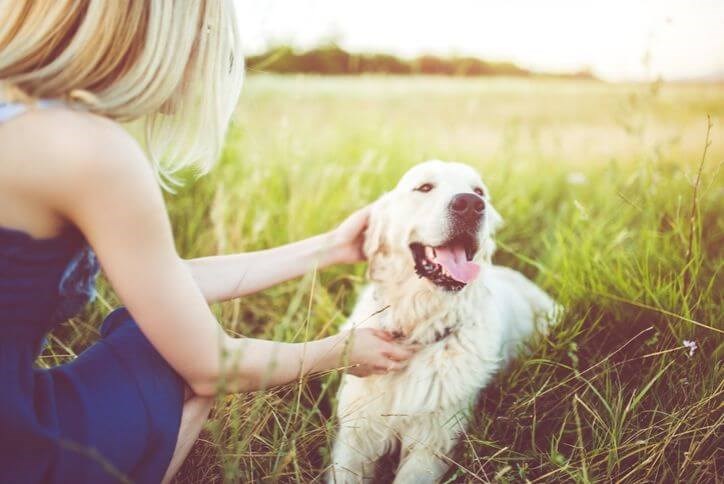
top-left (409, 232), bottom-right (481, 291)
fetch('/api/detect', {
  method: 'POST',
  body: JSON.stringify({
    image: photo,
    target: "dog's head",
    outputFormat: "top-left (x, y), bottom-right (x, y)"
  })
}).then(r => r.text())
top-left (365, 160), bottom-right (502, 292)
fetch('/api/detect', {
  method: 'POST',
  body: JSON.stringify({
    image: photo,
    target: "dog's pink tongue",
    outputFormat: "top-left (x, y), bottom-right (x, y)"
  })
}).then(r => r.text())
top-left (434, 245), bottom-right (480, 284)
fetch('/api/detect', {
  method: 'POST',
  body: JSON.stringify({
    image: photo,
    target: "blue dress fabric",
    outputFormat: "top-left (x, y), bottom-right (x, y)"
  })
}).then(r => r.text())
top-left (0, 102), bottom-right (185, 483)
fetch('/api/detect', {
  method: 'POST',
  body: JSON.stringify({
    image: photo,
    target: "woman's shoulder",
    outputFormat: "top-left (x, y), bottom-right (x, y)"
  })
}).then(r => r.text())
top-left (0, 104), bottom-right (160, 236)
top-left (2, 105), bottom-right (155, 196)
top-left (5, 106), bottom-right (143, 168)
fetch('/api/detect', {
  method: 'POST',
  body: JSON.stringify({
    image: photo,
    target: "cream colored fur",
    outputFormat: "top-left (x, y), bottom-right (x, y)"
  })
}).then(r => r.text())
top-left (328, 160), bottom-right (559, 483)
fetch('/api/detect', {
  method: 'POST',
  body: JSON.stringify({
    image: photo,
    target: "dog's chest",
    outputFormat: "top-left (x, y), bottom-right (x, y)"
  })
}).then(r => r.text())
top-left (345, 331), bottom-right (502, 419)
top-left (345, 285), bottom-right (504, 416)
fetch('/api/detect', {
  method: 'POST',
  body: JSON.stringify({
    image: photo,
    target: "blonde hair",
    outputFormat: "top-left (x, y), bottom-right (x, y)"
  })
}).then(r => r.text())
top-left (0, 0), bottom-right (244, 188)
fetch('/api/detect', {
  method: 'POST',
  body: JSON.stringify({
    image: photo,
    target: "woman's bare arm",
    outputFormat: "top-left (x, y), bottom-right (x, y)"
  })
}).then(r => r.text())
top-left (18, 109), bottom-right (412, 396)
top-left (185, 208), bottom-right (369, 302)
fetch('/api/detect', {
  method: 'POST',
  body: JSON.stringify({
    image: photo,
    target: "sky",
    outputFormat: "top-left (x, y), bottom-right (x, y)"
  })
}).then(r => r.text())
top-left (236, 0), bottom-right (724, 82)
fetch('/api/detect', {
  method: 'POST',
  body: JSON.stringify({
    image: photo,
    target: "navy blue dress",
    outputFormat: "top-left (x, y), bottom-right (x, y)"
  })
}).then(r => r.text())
top-left (0, 103), bottom-right (185, 483)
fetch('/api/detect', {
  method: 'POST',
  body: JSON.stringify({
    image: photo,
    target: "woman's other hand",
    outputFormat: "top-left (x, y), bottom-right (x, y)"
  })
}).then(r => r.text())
top-left (340, 328), bottom-right (418, 377)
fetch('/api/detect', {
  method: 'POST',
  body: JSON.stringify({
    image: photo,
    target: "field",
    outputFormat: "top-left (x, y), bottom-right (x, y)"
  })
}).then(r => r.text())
top-left (48, 75), bottom-right (723, 482)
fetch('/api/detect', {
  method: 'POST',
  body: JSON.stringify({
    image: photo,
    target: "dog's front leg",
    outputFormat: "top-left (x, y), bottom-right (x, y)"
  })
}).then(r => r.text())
top-left (393, 413), bottom-right (465, 484)
top-left (394, 448), bottom-right (450, 484)
top-left (328, 414), bottom-right (395, 483)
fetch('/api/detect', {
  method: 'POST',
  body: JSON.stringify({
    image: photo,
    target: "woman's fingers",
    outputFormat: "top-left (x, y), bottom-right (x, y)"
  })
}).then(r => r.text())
top-left (371, 328), bottom-right (395, 341)
top-left (351, 205), bottom-right (372, 230)
top-left (344, 327), bottom-right (425, 376)
top-left (373, 330), bottom-right (421, 362)
top-left (382, 345), bottom-right (413, 362)
top-left (372, 361), bottom-right (408, 374)
top-left (372, 329), bottom-right (423, 349)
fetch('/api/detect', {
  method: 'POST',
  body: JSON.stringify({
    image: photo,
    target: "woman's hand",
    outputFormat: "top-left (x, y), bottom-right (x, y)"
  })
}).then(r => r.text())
top-left (340, 327), bottom-right (418, 377)
top-left (326, 205), bottom-right (372, 265)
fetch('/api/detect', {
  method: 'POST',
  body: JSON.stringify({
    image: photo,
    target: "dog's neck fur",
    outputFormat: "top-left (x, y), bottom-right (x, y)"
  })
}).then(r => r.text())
top-left (369, 256), bottom-right (487, 344)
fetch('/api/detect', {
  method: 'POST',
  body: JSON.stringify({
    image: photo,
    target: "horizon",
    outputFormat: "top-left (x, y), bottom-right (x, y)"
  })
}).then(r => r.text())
top-left (237, 0), bottom-right (724, 82)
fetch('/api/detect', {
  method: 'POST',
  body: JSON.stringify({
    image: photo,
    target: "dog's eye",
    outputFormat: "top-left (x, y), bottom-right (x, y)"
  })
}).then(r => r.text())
top-left (473, 187), bottom-right (485, 197)
top-left (415, 183), bottom-right (434, 193)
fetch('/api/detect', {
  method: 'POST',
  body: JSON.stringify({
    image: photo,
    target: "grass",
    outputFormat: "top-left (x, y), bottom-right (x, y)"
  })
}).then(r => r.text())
top-left (44, 75), bottom-right (723, 482)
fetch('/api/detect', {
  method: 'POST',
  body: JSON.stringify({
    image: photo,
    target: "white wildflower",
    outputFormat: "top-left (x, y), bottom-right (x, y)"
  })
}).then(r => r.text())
top-left (682, 339), bottom-right (698, 357)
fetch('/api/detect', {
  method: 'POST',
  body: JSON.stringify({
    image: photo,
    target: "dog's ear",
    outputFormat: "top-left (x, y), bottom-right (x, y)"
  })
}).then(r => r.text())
top-left (363, 194), bottom-right (390, 258)
top-left (479, 202), bottom-right (504, 264)
top-left (363, 194), bottom-right (391, 279)
top-left (487, 203), bottom-right (504, 235)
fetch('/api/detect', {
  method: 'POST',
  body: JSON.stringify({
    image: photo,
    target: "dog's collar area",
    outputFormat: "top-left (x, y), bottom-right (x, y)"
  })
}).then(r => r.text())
top-left (433, 325), bottom-right (455, 342)
top-left (390, 324), bottom-right (458, 345)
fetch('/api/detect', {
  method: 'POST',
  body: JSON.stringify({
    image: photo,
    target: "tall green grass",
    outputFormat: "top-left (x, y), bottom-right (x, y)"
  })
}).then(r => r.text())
top-left (45, 76), bottom-right (723, 482)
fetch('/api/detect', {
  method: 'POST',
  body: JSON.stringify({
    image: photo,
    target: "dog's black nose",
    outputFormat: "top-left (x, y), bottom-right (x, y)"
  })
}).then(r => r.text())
top-left (449, 193), bottom-right (485, 222)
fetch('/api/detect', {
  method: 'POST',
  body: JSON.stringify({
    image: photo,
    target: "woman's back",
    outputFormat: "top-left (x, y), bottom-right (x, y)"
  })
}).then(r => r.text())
top-left (0, 100), bottom-right (113, 238)
top-left (0, 102), bottom-right (100, 330)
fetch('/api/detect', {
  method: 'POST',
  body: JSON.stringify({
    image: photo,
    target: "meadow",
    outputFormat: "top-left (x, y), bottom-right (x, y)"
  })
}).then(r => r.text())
top-left (45, 75), bottom-right (723, 482)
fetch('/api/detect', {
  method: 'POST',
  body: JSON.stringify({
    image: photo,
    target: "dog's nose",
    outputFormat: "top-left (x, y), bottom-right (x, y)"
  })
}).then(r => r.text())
top-left (450, 193), bottom-right (485, 221)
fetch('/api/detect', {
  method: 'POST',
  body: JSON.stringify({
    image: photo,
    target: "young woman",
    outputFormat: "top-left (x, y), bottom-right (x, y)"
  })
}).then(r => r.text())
top-left (0, 2), bottom-right (415, 482)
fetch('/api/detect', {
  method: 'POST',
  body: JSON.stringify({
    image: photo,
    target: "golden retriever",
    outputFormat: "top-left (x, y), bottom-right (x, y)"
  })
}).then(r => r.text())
top-left (328, 160), bottom-right (559, 483)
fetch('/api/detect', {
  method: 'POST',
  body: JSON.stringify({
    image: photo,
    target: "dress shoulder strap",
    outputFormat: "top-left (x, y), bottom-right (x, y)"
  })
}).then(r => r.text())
top-left (0, 101), bottom-right (27, 123)
top-left (0, 100), bottom-right (62, 124)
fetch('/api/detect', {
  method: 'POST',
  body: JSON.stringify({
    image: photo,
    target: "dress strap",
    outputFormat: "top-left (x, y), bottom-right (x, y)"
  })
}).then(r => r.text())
top-left (0, 99), bottom-right (62, 124)
top-left (0, 101), bottom-right (27, 123)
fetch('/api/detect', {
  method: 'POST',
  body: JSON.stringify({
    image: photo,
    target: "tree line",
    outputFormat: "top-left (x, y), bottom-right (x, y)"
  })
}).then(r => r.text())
top-left (246, 45), bottom-right (596, 79)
